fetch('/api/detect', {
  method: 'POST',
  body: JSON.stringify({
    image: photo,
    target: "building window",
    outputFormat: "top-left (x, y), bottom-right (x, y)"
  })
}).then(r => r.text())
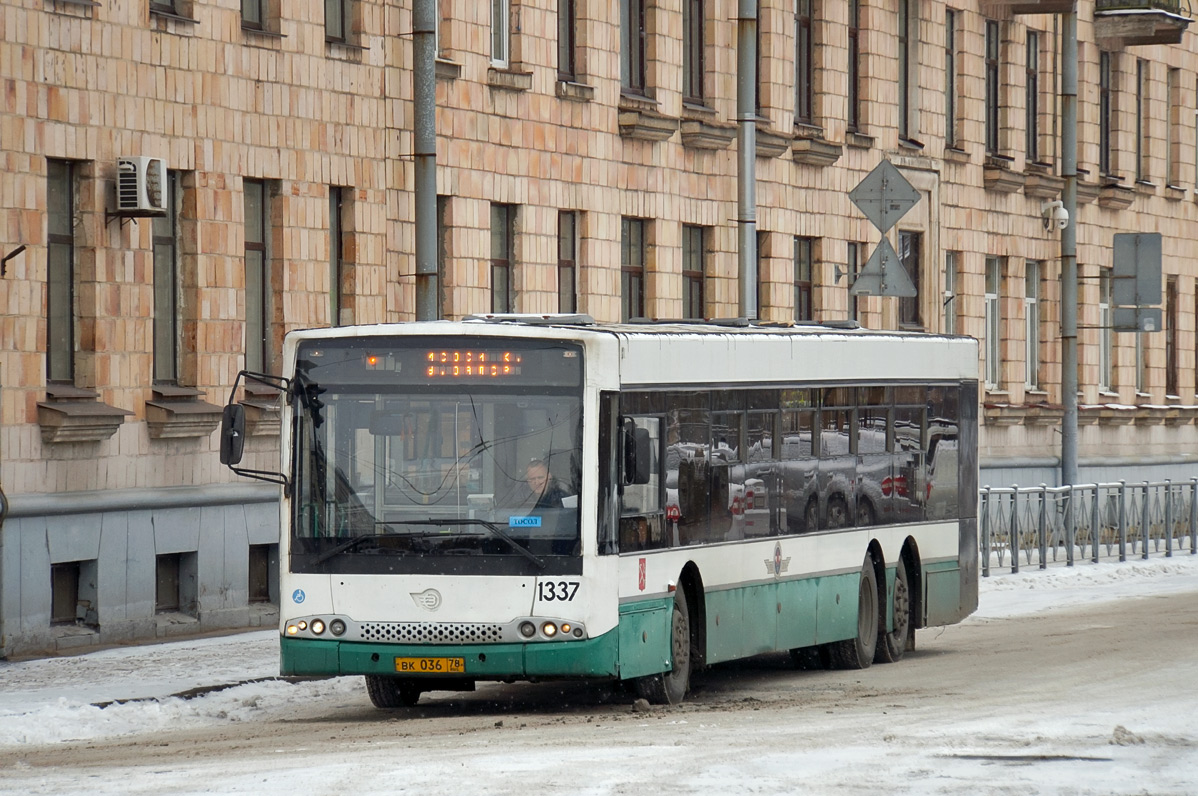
top-left (1025, 261), bottom-right (1042, 390)
top-left (984, 19), bottom-right (1000, 155)
top-left (491, 203), bottom-right (515, 314)
top-left (794, 236), bottom-right (814, 322)
top-left (944, 250), bottom-right (959, 334)
top-left (558, 211), bottom-right (577, 313)
top-left (51, 561), bottom-right (81, 625)
top-left (1026, 31), bottom-right (1040, 163)
top-left (1100, 51), bottom-right (1113, 177)
top-left (756, 231), bottom-right (766, 319)
top-left (492, 0), bottom-right (510, 67)
top-left (848, 242), bottom-right (863, 322)
top-left (944, 9), bottom-right (958, 148)
top-left (1166, 277), bottom-right (1178, 396)
top-left (325, 0), bottom-right (348, 43)
top-left (621, 217), bottom-right (646, 321)
top-left (558, 0), bottom-right (577, 81)
top-left (436, 195), bottom-right (449, 319)
top-left (1135, 332), bottom-right (1146, 394)
top-left (795, 0), bottom-right (813, 125)
top-left (898, 0), bottom-right (913, 141)
top-left (242, 0), bottom-right (263, 29)
top-left (1099, 269), bottom-right (1112, 391)
top-left (682, 224), bottom-right (706, 319)
top-left (985, 257), bottom-right (1002, 389)
top-left (683, 0), bottom-right (704, 102)
top-left (329, 186), bottom-right (345, 327)
top-left (152, 171), bottom-right (180, 383)
top-left (1136, 59), bottom-right (1148, 182)
top-left (1167, 68), bottom-right (1181, 186)
top-left (621, 0), bottom-right (647, 93)
top-left (47, 159), bottom-right (76, 384)
top-left (249, 544), bottom-right (275, 604)
top-left (842, 1), bottom-right (859, 134)
top-left (898, 230), bottom-right (921, 327)
top-left (244, 179), bottom-right (269, 373)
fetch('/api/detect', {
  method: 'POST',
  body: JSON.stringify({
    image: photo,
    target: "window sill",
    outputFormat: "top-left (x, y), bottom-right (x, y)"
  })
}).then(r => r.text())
top-left (487, 67), bottom-right (533, 92)
top-left (619, 95), bottom-right (678, 142)
top-left (846, 131), bottom-right (875, 150)
top-left (435, 58), bottom-right (463, 81)
top-left (754, 121), bottom-right (791, 159)
top-left (149, 8), bottom-right (199, 25)
top-left (679, 107), bottom-right (735, 151)
top-left (242, 25), bottom-right (286, 40)
top-left (1164, 184), bottom-right (1187, 200)
top-left (556, 79), bottom-right (594, 102)
top-left (898, 137), bottom-right (925, 151)
top-left (243, 385), bottom-right (282, 437)
top-left (146, 385), bottom-right (224, 440)
top-left (943, 146), bottom-right (970, 164)
top-left (38, 385), bottom-right (132, 444)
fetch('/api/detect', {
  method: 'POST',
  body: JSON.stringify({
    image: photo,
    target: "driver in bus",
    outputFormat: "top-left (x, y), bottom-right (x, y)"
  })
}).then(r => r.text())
top-left (525, 459), bottom-right (568, 509)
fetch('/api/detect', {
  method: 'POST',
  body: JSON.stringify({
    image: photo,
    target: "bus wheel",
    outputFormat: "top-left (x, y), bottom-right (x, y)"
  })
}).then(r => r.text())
top-left (876, 561), bottom-right (912, 664)
top-left (635, 586), bottom-right (692, 705)
top-left (827, 555), bottom-right (879, 670)
top-left (365, 675), bottom-right (421, 708)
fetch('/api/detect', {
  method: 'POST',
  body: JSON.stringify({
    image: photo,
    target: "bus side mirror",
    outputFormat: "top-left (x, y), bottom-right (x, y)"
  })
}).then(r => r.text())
top-left (622, 420), bottom-right (652, 486)
top-left (220, 404), bottom-right (247, 466)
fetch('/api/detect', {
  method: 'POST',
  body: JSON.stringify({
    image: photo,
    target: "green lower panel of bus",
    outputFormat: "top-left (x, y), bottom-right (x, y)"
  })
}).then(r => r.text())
top-left (281, 631), bottom-right (624, 680)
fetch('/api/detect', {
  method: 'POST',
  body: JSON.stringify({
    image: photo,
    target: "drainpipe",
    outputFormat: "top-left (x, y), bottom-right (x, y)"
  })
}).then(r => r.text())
top-left (737, 0), bottom-right (758, 320)
top-left (413, 0), bottom-right (439, 321)
top-left (1061, 6), bottom-right (1079, 486)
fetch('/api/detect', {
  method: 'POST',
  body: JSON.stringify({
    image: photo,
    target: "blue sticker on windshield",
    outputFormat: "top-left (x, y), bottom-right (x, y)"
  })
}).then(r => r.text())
top-left (292, 589), bottom-right (306, 604)
top-left (509, 516), bottom-right (542, 528)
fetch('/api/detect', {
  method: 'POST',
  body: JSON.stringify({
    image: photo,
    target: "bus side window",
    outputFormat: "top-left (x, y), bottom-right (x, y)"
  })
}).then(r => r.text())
top-left (619, 415), bottom-right (664, 552)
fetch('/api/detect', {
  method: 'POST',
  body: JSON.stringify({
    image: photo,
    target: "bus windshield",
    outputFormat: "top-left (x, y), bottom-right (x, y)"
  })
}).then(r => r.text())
top-left (289, 337), bottom-right (584, 575)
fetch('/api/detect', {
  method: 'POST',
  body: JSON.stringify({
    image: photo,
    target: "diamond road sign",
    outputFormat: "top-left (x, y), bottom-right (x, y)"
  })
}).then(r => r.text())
top-left (849, 160), bottom-right (922, 234)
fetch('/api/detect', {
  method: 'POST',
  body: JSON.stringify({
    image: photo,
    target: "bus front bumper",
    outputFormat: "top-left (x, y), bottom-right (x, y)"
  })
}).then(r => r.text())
top-left (280, 630), bottom-right (621, 680)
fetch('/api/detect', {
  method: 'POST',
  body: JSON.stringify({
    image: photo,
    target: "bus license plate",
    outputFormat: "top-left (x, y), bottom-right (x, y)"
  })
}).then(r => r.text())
top-left (394, 656), bottom-right (465, 674)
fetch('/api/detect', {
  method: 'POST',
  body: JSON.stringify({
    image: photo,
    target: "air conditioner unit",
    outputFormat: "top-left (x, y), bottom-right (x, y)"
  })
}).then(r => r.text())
top-left (115, 156), bottom-right (167, 216)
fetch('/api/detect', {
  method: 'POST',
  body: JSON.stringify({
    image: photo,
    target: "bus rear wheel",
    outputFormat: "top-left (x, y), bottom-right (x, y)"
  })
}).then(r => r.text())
top-left (827, 554), bottom-right (879, 670)
top-left (635, 586), bottom-right (692, 705)
top-left (365, 675), bottom-right (422, 708)
top-left (876, 560), bottom-right (912, 664)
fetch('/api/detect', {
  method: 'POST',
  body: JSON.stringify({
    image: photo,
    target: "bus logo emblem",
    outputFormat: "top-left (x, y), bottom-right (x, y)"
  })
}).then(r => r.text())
top-left (766, 543), bottom-right (791, 578)
top-left (638, 558), bottom-right (646, 592)
top-left (411, 589), bottom-right (442, 611)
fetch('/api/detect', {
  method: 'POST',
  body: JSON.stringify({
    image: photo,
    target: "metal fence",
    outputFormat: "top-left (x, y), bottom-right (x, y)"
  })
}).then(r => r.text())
top-left (979, 480), bottom-right (1198, 576)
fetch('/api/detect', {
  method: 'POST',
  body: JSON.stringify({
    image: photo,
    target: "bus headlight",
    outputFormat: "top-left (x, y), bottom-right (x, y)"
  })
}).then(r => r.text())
top-left (311, 619), bottom-right (326, 635)
top-left (330, 619), bottom-right (346, 636)
top-left (519, 621), bottom-right (537, 638)
top-left (541, 622), bottom-right (558, 638)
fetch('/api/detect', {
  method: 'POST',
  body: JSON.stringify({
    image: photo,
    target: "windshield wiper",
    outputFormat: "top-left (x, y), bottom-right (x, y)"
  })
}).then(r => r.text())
top-left (404, 519), bottom-right (546, 569)
top-left (312, 534), bottom-right (386, 565)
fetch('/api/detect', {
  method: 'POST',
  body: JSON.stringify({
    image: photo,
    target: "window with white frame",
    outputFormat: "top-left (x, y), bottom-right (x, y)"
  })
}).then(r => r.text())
top-left (944, 250), bottom-right (959, 335)
top-left (984, 256), bottom-right (1002, 389)
top-left (1098, 269), bottom-right (1113, 392)
top-left (1024, 261), bottom-right (1041, 390)
top-left (492, 0), bottom-right (510, 67)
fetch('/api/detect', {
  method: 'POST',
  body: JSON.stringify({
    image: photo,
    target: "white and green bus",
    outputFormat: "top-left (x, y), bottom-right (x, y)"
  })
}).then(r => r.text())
top-left (220, 316), bottom-right (979, 707)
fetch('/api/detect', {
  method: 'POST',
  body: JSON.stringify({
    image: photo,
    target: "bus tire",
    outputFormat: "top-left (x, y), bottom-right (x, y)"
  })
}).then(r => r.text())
top-left (365, 675), bottom-right (421, 708)
top-left (827, 555), bottom-right (879, 670)
top-left (876, 560), bottom-right (912, 664)
top-left (635, 586), bottom-right (692, 705)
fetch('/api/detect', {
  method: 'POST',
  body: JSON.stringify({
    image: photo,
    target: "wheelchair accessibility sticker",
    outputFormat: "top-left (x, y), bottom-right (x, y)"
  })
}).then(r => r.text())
top-left (292, 589), bottom-right (306, 604)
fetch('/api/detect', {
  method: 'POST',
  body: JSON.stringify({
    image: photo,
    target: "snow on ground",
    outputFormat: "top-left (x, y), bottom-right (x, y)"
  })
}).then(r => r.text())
top-left (1, 555), bottom-right (1195, 750)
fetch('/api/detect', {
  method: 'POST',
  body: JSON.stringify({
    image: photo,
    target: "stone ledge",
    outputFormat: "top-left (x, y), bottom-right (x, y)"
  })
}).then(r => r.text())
top-left (556, 80), bottom-right (594, 102)
top-left (792, 134), bottom-right (842, 167)
top-left (435, 58), bottom-right (462, 81)
top-left (1098, 183), bottom-right (1136, 210)
top-left (243, 386), bottom-right (282, 437)
top-left (984, 157), bottom-right (1025, 193)
top-left (618, 95), bottom-right (678, 142)
top-left (487, 67), bottom-right (533, 92)
top-left (679, 105), bottom-right (735, 150)
top-left (755, 123), bottom-right (791, 159)
top-left (146, 384), bottom-right (224, 439)
top-left (38, 385), bottom-right (132, 444)
top-left (1024, 168), bottom-right (1064, 200)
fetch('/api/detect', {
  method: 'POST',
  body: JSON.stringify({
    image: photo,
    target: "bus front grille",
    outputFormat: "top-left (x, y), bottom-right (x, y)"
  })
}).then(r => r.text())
top-left (358, 622), bottom-right (505, 644)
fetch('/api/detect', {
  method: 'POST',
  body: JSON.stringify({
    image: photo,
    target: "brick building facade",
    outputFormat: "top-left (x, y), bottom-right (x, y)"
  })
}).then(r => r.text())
top-left (1, 0), bottom-right (1195, 655)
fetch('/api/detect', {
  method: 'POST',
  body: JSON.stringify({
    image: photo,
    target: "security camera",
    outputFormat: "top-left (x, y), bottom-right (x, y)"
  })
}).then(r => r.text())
top-left (1041, 200), bottom-right (1068, 231)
